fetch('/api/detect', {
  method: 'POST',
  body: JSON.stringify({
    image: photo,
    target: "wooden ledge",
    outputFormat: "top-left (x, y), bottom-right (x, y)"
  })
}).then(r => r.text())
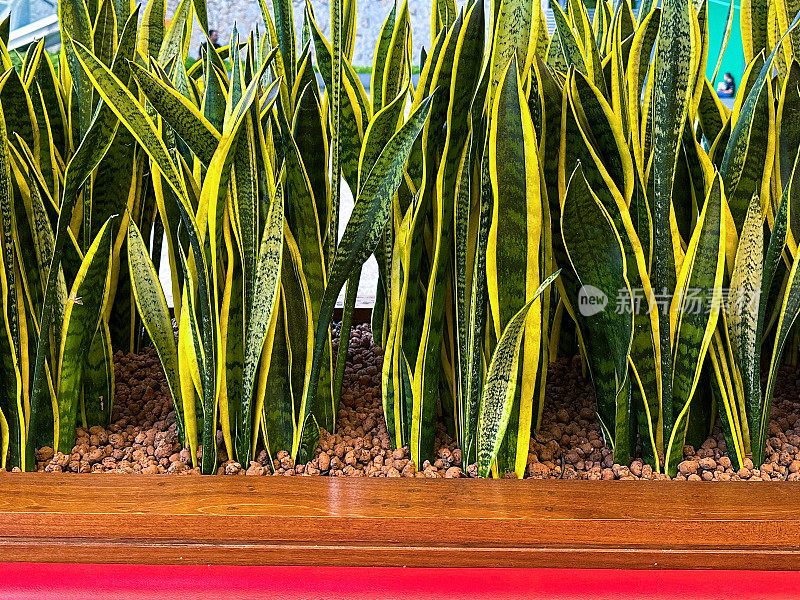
top-left (1, 474), bottom-right (799, 569)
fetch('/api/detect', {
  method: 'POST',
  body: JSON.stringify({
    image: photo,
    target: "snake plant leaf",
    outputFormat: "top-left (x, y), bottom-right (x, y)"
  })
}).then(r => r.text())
top-left (551, 3), bottom-right (591, 85)
top-left (433, 0), bottom-right (457, 43)
top-left (111, 0), bottom-right (132, 34)
top-left (83, 322), bottom-right (114, 427)
top-left (381, 188), bottom-right (421, 449)
top-left (562, 164), bottom-right (635, 463)
top-left (690, 0), bottom-right (710, 109)
top-left (485, 56), bottom-right (543, 475)
top-left (371, 1), bottom-right (398, 113)
top-left (8, 139), bottom-right (61, 340)
top-left (741, 0), bottom-right (769, 64)
top-left (615, 0), bottom-right (636, 45)
top-left (70, 37), bottom-right (215, 314)
top-left (565, 67), bottom-right (662, 462)
top-left (25, 78), bottom-right (56, 200)
top-left (453, 126), bottom-right (475, 448)
top-left (128, 60), bottom-right (221, 166)
top-left (259, 290), bottom-right (292, 457)
top-left (777, 62), bottom-right (800, 233)
top-left (333, 266), bottom-right (361, 415)
top-left (607, 11), bottom-right (627, 141)
top-left (140, 0), bottom-right (166, 59)
top-left (697, 79), bottom-right (730, 146)
top-left (226, 26), bottom-right (245, 112)
top-left (0, 14), bottom-right (9, 46)
top-left (477, 271), bottom-right (561, 478)
top-left (358, 85), bottom-right (408, 197)
top-left (0, 69), bottom-right (38, 181)
top-left (293, 82), bottom-right (330, 251)
top-left (176, 288), bottom-right (200, 465)
top-left (56, 218), bottom-right (113, 454)
top-left (87, 8), bottom-right (140, 350)
top-left (29, 42), bottom-right (68, 162)
top-left (273, 0), bottom-right (296, 93)
top-left (158, 0), bottom-right (193, 65)
top-left (238, 181), bottom-right (284, 466)
top-left (726, 193), bottom-right (763, 459)
top-left (650, 0), bottom-right (696, 442)
top-left (127, 219), bottom-right (185, 442)
top-left (0, 93), bottom-right (24, 471)
top-left (202, 62), bottom-right (227, 135)
top-left (337, 86), bottom-right (407, 411)
top-left (545, 27), bottom-right (568, 73)
top-left (383, 36), bottom-right (447, 410)
top-left (316, 0), bottom-right (346, 262)
top-left (192, 0), bottom-right (208, 34)
top-left (459, 141), bottom-right (493, 465)
top-left (219, 192), bottom-right (245, 461)
top-left (490, 0), bottom-right (538, 92)
top-left (380, 0), bottom-right (411, 115)
top-left (569, 71), bottom-right (634, 203)
top-left (341, 0), bottom-right (358, 62)
top-left (281, 225), bottom-right (314, 448)
top-left (665, 175), bottom-right (726, 475)
top-left (204, 78), bottom-right (272, 340)
top-left (568, 0), bottom-right (607, 95)
top-left (624, 7), bottom-right (660, 163)
top-left (260, 1), bottom-right (291, 117)
top-left (93, 0), bottom-right (118, 68)
top-left (592, 0), bottom-right (611, 54)
top-left (300, 95), bottom-right (433, 460)
top-left (0, 403), bottom-right (10, 471)
top-left (60, 0), bottom-right (94, 139)
top-left (175, 241), bottom-right (215, 473)
top-left (297, 414), bottom-right (320, 465)
top-left (777, 1), bottom-right (800, 71)
top-left (292, 41), bottom-right (317, 108)
top-left (230, 118), bottom-right (261, 330)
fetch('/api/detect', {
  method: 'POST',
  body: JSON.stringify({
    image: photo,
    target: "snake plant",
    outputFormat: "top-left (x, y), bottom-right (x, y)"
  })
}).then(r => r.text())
top-left (2, 0), bottom-right (799, 479)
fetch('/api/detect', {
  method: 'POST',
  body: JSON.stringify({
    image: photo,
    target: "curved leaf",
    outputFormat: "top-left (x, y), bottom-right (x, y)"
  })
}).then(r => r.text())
top-left (128, 219), bottom-right (185, 441)
top-left (56, 219), bottom-right (113, 453)
top-left (128, 60), bottom-right (221, 165)
top-left (476, 271), bottom-right (560, 478)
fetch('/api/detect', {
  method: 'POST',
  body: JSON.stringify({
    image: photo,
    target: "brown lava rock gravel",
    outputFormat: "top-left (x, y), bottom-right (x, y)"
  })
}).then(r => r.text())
top-left (30, 324), bottom-right (800, 480)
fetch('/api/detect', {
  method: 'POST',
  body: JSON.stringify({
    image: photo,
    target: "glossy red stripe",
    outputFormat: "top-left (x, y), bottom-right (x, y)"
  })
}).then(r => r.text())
top-left (1, 564), bottom-right (798, 600)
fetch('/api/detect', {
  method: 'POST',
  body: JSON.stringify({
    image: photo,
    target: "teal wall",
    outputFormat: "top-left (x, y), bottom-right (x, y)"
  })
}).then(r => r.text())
top-left (706, 0), bottom-right (745, 86)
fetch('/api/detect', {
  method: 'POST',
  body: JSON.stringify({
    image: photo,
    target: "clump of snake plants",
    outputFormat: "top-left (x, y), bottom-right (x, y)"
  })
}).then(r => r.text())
top-left (0, 1), bottom-right (158, 471)
top-left (3, 0), bottom-right (800, 480)
top-left (74, 0), bottom-right (432, 475)
top-left (382, 0), bottom-right (800, 477)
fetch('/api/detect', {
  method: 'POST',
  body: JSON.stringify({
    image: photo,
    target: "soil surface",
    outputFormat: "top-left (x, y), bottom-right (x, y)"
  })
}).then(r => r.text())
top-left (26, 323), bottom-right (800, 480)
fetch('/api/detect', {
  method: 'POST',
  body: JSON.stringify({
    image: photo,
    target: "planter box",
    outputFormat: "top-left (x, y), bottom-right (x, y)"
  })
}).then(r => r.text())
top-left (1, 474), bottom-right (799, 570)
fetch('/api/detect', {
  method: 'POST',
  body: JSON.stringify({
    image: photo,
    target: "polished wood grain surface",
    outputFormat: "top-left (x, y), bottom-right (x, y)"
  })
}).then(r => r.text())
top-left (1, 474), bottom-right (799, 568)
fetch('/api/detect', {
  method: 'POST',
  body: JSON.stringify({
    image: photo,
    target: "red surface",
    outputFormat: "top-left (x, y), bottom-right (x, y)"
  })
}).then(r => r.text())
top-left (2, 564), bottom-right (799, 600)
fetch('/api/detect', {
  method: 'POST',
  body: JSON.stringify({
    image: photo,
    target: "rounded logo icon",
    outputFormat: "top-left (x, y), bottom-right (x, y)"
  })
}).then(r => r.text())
top-left (578, 285), bottom-right (608, 317)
